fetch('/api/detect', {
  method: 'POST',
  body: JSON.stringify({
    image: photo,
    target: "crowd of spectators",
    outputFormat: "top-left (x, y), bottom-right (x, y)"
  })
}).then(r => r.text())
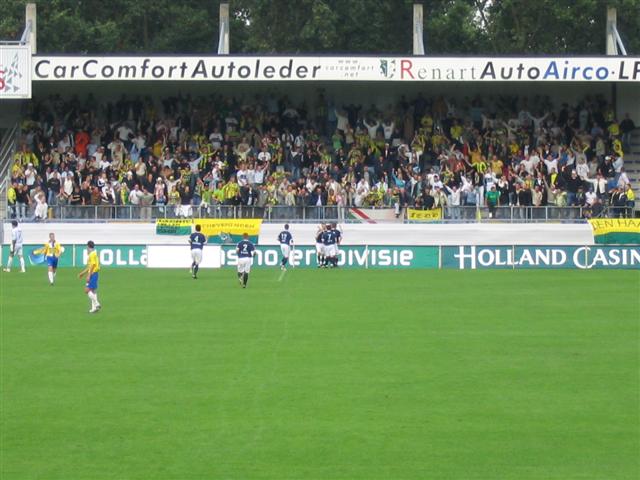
top-left (5, 89), bottom-right (637, 221)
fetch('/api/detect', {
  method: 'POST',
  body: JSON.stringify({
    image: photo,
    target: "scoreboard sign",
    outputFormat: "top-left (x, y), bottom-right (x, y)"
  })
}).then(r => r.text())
top-left (0, 45), bottom-right (31, 99)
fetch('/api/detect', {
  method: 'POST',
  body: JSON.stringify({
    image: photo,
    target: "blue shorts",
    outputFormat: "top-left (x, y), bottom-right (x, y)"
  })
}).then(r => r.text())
top-left (86, 272), bottom-right (99, 290)
top-left (47, 256), bottom-right (58, 268)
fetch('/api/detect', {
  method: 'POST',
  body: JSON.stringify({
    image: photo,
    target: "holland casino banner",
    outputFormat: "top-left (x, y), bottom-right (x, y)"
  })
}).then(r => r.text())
top-left (442, 245), bottom-right (640, 270)
top-left (32, 56), bottom-right (640, 82)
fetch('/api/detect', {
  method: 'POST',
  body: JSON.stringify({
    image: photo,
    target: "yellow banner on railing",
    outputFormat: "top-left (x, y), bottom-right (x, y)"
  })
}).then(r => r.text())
top-left (589, 219), bottom-right (640, 244)
top-left (155, 218), bottom-right (262, 244)
top-left (407, 208), bottom-right (442, 221)
top-left (198, 219), bottom-right (262, 244)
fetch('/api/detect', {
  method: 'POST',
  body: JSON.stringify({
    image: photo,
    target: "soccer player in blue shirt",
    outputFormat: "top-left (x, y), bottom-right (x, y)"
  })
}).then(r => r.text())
top-left (329, 223), bottom-right (342, 267)
top-left (236, 233), bottom-right (255, 288)
top-left (321, 223), bottom-right (333, 268)
top-left (277, 224), bottom-right (293, 271)
top-left (189, 224), bottom-right (206, 279)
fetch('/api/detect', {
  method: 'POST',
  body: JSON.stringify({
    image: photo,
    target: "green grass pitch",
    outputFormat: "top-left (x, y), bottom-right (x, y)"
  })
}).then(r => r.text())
top-left (1, 268), bottom-right (639, 479)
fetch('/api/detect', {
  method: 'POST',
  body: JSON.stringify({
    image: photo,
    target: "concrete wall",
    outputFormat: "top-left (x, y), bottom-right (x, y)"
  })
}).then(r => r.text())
top-left (3, 222), bottom-right (596, 246)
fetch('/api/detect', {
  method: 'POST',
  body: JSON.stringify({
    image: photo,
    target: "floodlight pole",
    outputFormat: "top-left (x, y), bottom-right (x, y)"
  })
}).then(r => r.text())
top-left (413, 3), bottom-right (425, 55)
top-left (218, 3), bottom-right (230, 55)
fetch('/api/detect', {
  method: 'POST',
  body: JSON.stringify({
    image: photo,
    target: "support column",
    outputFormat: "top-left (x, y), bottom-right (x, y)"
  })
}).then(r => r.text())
top-left (413, 3), bottom-right (425, 55)
top-left (25, 3), bottom-right (37, 54)
top-left (218, 3), bottom-right (230, 54)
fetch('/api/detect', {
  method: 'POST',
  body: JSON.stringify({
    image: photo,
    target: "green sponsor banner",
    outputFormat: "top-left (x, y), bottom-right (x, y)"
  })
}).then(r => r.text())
top-left (1, 244), bottom-right (75, 267)
top-left (2, 244), bottom-right (148, 268)
top-left (75, 245), bottom-right (147, 268)
top-left (221, 245), bottom-right (439, 268)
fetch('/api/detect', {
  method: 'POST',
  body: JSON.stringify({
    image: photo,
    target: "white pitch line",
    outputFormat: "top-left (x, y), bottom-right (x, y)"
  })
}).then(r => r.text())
top-left (277, 270), bottom-right (286, 282)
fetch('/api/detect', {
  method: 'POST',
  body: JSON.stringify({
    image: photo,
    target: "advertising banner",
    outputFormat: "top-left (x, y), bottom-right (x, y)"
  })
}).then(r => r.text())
top-left (0, 46), bottom-right (31, 98)
top-left (220, 245), bottom-right (439, 269)
top-left (155, 218), bottom-right (262, 243)
top-left (147, 245), bottom-right (221, 268)
top-left (442, 245), bottom-right (640, 270)
top-left (589, 219), bottom-right (640, 244)
top-left (33, 56), bottom-right (640, 82)
top-left (1, 244), bottom-right (147, 267)
top-left (346, 208), bottom-right (403, 223)
top-left (1, 244), bottom-right (74, 267)
top-left (76, 245), bottom-right (148, 268)
top-left (155, 218), bottom-right (193, 235)
top-left (407, 208), bottom-right (443, 221)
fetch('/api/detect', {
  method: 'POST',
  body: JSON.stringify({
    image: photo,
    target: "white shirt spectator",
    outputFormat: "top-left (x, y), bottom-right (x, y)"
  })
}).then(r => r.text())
top-left (576, 161), bottom-right (589, 180)
top-left (99, 158), bottom-right (111, 171)
top-left (116, 125), bottom-right (134, 142)
top-left (209, 131), bottom-right (223, 149)
top-left (25, 165), bottom-right (36, 186)
top-left (364, 119), bottom-right (380, 139)
top-left (129, 187), bottom-right (143, 205)
top-left (613, 156), bottom-right (624, 173)
top-left (132, 134), bottom-right (146, 150)
top-left (63, 177), bottom-right (74, 196)
top-left (335, 110), bottom-right (349, 132)
top-left (382, 121), bottom-right (395, 140)
top-left (543, 157), bottom-right (558, 173)
top-left (236, 169), bottom-right (248, 187)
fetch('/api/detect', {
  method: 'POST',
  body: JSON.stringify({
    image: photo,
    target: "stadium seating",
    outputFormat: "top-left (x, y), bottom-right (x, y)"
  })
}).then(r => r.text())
top-left (4, 92), bottom-right (637, 221)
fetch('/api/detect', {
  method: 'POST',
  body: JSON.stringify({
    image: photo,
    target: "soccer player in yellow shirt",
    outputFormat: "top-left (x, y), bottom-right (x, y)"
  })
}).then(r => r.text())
top-left (77, 240), bottom-right (101, 313)
top-left (33, 232), bottom-right (63, 285)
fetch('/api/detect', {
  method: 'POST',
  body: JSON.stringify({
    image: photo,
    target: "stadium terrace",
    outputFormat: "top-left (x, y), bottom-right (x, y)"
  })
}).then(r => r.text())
top-left (34, 58), bottom-right (322, 81)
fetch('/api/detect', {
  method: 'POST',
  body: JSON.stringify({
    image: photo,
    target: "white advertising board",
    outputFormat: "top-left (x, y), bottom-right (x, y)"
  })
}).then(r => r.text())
top-left (33, 56), bottom-right (640, 82)
top-left (0, 46), bottom-right (31, 98)
top-left (3, 222), bottom-right (595, 246)
top-left (147, 245), bottom-right (221, 268)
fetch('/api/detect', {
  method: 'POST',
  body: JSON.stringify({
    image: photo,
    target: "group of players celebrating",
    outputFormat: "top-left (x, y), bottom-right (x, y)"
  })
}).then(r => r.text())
top-left (315, 223), bottom-right (342, 268)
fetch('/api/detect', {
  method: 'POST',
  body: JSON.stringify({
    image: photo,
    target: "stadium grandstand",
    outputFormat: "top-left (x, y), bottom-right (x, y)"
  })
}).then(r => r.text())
top-left (1, 3), bottom-right (639, 480)
top-left (1, 5), bottom-right (638, 224)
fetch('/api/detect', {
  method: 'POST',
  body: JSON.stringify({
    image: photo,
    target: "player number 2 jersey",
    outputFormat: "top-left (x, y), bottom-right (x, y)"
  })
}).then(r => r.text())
top-left (236, 240), bottom-right (255, 258)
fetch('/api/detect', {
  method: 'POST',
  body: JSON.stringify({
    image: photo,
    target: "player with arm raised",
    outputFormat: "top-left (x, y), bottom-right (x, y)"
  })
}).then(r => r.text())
top-left (33, 232), bottom-right (63, 285)
top-left (3, 220), bottom-right (25, 273)
top-left (236, 233), bottom-right (255, 289)
top-left (278, 224), bottom-right (293, 271)
top-left (189, 224), bottom-right (206, 279)
top-left (77, 240), bottom-right (101, 313)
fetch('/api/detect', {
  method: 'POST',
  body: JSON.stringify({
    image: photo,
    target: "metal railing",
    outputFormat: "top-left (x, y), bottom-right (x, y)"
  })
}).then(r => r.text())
top-left (4, 203), bottom-right (635, 223)
top-left (0, 124), bottom-right (20, 220)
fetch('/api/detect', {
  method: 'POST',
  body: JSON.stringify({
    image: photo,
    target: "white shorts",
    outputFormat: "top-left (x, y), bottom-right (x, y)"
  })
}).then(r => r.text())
top-left (325, 244), bottom-right (338, 257)
top-left (12, 245), bottom-right (23, 256)
top-left (191, 248), bottom-right (203, 265)
top-left (316, 243), bottom-right (325, 255)
top-left (280, 244), bottom-right (291, 258)
top-left (237, 257), bottom-right (252, 273)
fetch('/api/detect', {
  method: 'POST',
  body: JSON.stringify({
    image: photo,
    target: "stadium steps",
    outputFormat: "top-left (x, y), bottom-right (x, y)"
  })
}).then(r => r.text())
top-left (0, 124), bottom-right (20, 220)
top-left (624, 130), bottom-right (640, 199)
